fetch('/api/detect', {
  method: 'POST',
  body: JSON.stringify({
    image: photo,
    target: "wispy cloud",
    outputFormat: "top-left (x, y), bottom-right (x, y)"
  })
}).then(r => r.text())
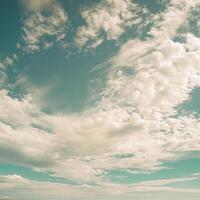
top-left (0, 174), bottom-right (199, 200)
top-left (20, 1), bottom-right (68, 53)
top-left (75, 0), bottom-right (151, 49)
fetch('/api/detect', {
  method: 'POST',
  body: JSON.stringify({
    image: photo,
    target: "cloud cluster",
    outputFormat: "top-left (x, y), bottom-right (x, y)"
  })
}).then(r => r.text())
top-left (21, 2), bottom-right (68, 53)
top-left (75, 0), bottom-right (151, 49)
top-left (1, 0), bottom-right (200, 198)
top-left (1, 33), bottom-right (200, 183)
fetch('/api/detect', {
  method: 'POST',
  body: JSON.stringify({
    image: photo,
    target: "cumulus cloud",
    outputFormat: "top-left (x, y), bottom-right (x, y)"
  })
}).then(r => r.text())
top-left (97, 35), bottom-right (200, 160)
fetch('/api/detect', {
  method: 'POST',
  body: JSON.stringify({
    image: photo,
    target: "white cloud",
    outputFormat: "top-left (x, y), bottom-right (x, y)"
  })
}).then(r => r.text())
top-left (149, 0), bottom-right (200, 38)
top-left (1, 34), bottom-right (200, 183)
top-left (1, 0), bottom-right (200, 192)
top-left (133, 176), bottom-right (198, 187)
top-left (21, 2), bottom-right (68, 53)
top-left (0, 174), bottom-right (28, 184)
top-left (75, 0), bottom-right (149, 49)
top-left (75, 0), bottom-right (200, 50)
top-left (0, 54), bottom-right (18, 87)
top-left (0, 90), bottom-right (54, 168)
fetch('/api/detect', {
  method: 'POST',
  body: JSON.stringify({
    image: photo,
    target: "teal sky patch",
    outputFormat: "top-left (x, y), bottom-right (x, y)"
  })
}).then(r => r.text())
top-left (177, 87), bottom-right (200, 117)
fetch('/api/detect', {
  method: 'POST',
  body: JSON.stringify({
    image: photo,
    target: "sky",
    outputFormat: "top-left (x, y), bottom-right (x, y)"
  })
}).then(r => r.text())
top-left (0, 0), bottom-right (200, 199)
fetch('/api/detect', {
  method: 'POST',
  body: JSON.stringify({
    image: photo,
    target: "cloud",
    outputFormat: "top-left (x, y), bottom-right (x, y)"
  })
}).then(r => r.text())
top-left (134, 176), bottom-right (198, 187)
top-left (20, 2), bottom-right (68, 53)
top-left (21, 0), bottom-right (56, 12)
top-left (75, 0), bottom-right (200, 50)
top-left (0, 174), bottom-right (28, 184)
top-left (0, 174), bottom-right (199, 200)
top-left (1, 34), bottom-right (200, 183)
top-left (75, 0), bottom-right (150, 49)
top-left (1, 0), bottom-right (200, 194)
top-left (0, 90), bottom-right (55, 168)
top-left (0, 54), bottom-right (18, 88)
top-left (149, 0), bottom-right (200, 39)
top-left (75, 0), bottom-right (199, 48)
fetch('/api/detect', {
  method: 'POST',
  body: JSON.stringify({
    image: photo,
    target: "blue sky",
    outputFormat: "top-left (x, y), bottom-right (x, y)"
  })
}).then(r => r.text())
top-left (0, 0), bottom-right (200, 199)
